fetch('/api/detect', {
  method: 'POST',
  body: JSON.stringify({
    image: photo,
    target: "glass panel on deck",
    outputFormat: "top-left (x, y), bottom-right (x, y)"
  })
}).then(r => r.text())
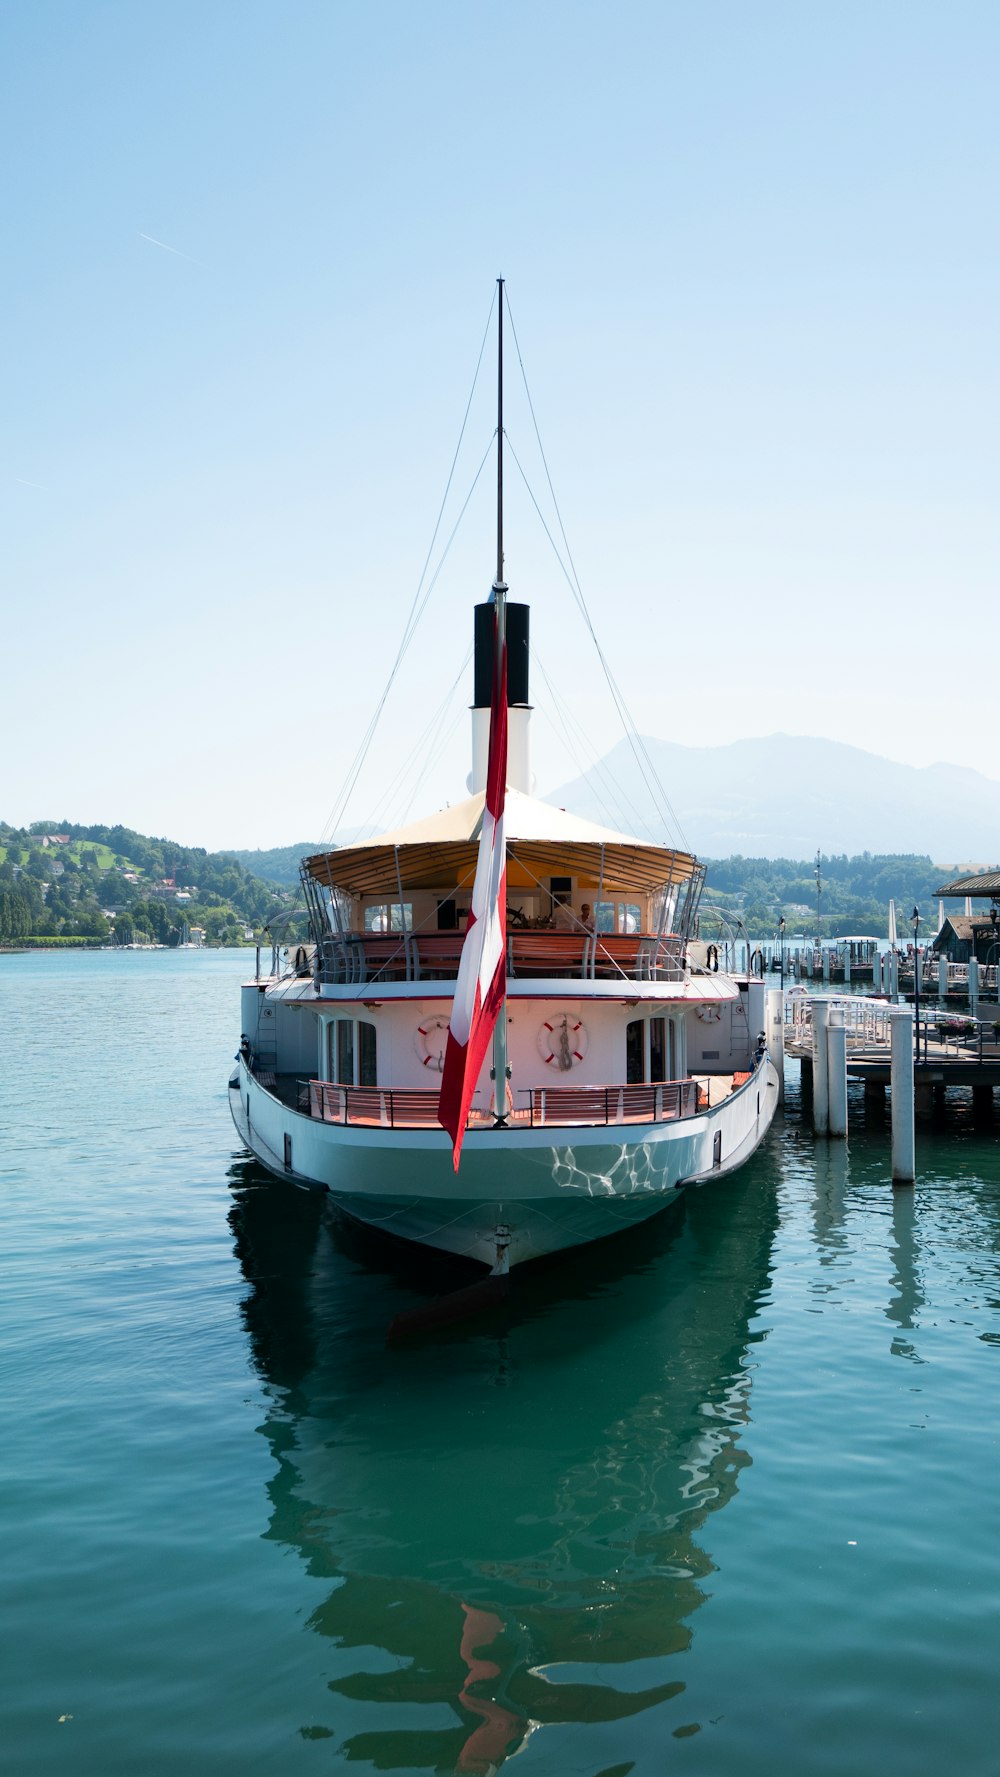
top-left (626, 1019), bottom-right (644, 1084)
top-left (337, 1020), bottom-right (355, 1086)
top-left (358, 1022), bottom-right (377, 1087)
top-left (650, 1016), bottom-right (667, 1084)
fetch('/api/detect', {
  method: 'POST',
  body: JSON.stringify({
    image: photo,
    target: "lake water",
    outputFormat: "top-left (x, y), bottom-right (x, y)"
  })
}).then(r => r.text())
top-left (3, 948), bottom-right (999, 1775)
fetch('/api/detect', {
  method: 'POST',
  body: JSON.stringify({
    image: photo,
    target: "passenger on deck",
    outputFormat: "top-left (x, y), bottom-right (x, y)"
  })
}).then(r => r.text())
top-left (580, 902), bottom-right (595, 932)
top-left (553, 897), bottom-right (576, 931)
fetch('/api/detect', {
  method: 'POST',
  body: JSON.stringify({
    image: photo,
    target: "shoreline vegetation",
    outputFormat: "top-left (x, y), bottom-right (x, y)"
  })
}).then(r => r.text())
top-left (0, 820), bottom-right (301, 951)
top-left (0, 821), bottom-right (971, 951)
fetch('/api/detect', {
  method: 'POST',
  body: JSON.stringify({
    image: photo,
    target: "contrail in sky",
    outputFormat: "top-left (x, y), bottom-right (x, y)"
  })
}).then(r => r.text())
top-left (139, 232), bottom-right (203, 266)
top-left (16, 477), bottom-right (49, 491)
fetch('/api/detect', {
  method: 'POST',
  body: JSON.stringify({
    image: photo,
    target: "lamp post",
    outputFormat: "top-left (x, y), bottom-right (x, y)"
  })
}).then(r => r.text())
top-left (911, 905), bottom-right (921, 1063)
top-left (778, 916), bottom-right (786, 992)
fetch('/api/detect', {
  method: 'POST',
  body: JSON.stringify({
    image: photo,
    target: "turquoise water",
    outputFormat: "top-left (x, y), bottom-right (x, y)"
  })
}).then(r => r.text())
top-left (2, 949), bottom-right (999, 1774)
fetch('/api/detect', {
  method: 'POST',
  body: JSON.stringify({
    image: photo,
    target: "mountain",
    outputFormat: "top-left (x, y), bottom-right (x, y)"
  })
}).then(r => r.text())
top-left (545, 735), bottom-right (1000, 868)
top-left (223, 843), bottom-right (322, 887)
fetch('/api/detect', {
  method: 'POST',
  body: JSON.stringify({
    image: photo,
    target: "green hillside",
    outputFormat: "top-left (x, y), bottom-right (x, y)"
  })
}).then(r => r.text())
top-left (0, 820), bottom-right (301, 947)
top-left (222, 842), bottom-right (323, 888)
top-left (702, 851), bottom-right (956, 939)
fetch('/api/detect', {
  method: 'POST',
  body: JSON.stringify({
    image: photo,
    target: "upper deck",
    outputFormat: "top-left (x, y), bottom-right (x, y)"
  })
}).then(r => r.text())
top-left (318, 928), bottom-right (686, 987)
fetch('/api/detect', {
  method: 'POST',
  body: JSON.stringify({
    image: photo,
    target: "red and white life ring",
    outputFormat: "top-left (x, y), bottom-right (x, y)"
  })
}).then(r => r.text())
top-left (414, 1015), bottom-right (450, 1073)
top-left (696, 1003), bottom-right (723, 1023)
top-left (537, 1015), bottom-right (589, 1071)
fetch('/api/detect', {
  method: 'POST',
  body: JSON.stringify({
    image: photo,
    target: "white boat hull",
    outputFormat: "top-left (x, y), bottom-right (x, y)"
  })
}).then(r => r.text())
top-left (229, 1057), bottom-right (780, 1270)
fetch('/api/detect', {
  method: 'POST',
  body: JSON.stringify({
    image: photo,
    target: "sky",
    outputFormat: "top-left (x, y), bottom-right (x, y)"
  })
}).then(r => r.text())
top-left (3, 1), bottom-right (998, 851)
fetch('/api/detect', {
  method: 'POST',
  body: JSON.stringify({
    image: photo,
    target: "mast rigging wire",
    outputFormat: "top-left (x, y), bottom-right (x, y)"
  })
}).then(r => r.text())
top-left (317, 289), bottom-right (498, 844)
top-left (503, 289), bottom-right (689, 852)
top-left (318, 430), bottom-right (494, 843)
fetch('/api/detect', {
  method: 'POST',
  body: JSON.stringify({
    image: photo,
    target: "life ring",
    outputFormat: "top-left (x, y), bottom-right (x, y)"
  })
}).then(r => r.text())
top-left (706, 943), bottom-right (719, 973)
top-left (414, 1015), bottom-right (450, 1073)
top-left (696, 1003), bottom-right (722, 1023)
top-left (750, 949), bottom-right (765, 977)
top-left (537, 1014), bottom-right (588, 1071)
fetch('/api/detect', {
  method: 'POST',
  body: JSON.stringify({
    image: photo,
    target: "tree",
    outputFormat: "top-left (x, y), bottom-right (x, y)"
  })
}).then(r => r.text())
top-left (0, 890), bottom-right (31, 940)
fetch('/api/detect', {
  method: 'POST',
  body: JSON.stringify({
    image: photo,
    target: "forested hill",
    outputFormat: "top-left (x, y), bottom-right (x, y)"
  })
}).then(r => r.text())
top-left (223, 842), bottom-right (322, 888)
top-left (0, 820), bottom-right (296, 946)
top-left (703, 851), bottom-right (970, 938)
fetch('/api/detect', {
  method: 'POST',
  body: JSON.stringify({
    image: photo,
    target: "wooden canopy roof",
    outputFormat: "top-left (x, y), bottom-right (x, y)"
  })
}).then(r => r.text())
top-left (934, 870), bottom-right (1000, 897)
top-left (304, 788), bottom-right (700, 900)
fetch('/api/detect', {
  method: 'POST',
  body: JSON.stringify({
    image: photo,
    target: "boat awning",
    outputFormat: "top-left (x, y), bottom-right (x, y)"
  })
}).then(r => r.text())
top-left (304, 788), bottom-right (700, 898)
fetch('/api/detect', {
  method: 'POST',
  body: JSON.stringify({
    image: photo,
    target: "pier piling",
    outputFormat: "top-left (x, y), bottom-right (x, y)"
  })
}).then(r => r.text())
top-left (890, 1008), bottom-right (915, 1184)
top-left (827, 1007), bottom-right (848, 1137)
top-left (813, 1001), bottom-right (831, 1136)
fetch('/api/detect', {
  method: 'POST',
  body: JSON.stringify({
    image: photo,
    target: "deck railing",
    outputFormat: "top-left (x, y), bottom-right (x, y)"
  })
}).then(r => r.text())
top-left (318, 930), bottom-right (685, 987)
top-left (519, 1080), bottom-right (702, 1126)
top-left (305, 1074), bottom-right (710, 1129)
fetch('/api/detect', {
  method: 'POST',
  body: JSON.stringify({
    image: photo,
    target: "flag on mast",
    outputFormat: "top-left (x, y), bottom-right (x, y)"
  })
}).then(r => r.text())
top-left (438, 610), bottom-right (507, 1169)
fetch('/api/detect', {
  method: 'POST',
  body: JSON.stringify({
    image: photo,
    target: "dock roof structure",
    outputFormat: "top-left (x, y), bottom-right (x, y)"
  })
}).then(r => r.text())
top-left (934, 870), bottom-right (1000, 898)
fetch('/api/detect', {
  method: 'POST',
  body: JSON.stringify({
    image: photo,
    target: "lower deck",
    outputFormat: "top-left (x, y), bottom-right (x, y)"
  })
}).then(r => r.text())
top-left (248, 1066), bottom-right (758, 1129)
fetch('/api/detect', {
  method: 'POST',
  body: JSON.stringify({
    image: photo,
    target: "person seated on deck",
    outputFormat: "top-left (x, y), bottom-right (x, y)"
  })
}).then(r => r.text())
top-left (580, 902), bottom-right (595, 933)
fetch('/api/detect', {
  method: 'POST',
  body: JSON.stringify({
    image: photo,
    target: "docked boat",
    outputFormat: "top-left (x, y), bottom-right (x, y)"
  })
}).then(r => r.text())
top-left (230, 288), bottom-right (782, 1274)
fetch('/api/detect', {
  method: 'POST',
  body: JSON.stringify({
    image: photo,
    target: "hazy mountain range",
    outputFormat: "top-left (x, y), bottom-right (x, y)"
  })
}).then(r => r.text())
top-left (547, 735), bottom-right (1000, 868)
top-left (229, 736), bottom-right (999, 879)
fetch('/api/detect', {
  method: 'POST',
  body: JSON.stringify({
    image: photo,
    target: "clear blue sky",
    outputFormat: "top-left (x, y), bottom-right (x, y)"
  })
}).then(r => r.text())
top-left (3, 1), bottom-right (998, 849)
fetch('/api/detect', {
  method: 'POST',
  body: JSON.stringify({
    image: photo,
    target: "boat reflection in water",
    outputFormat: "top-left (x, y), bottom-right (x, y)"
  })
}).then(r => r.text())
top-left (229, 1164), bottom-right (778, 1770)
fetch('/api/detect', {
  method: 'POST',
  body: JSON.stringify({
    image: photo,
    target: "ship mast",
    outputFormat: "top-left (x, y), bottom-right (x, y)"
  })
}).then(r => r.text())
top-left (492, 277), bottom-right (509, 1122)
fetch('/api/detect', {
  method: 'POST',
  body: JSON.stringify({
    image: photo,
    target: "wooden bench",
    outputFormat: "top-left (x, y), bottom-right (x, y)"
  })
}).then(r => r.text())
top-left (356, 936), bottom-right (410, 983)
top-left (509, 932), bottom-right (589, 977)
top-left (411, 934), bottom-right (467, 979)
top-left (591, 935), bottom-right (644, 979)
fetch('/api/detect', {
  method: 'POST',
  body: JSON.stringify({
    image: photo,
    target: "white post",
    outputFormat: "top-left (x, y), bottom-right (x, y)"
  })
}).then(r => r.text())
top-left (769, 986), bottom-right (785, 1106)
top-left (827, 1005), bottom-right (848, 1138)
top-left (969, 957), bottom-right (980, 1015)
top-left (843, 946), bottom-right (851, 986)
top-left (938, 956), bottom-right (948, 1002)
top-left (823, 948), bottom-right (831, 984)
top-left (890, 1007), bottom-right (915, 1184)
top-left (813, 1000), bottom-right (831, 1135)
top-left (888, 948), bottom-right (899, 1003)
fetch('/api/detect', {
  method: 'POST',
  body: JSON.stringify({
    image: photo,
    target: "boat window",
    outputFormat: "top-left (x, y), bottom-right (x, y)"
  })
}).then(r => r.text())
top-left (650, 1017), bottom-right (667, 1083)
top-left (626, 1015), bottom-right (670, 1083)
top-left (600, 901), bottom-right (644, 933)
top-left (364, 903), bottom-right (413, 933)
top-left (336, 1020), bottom-right (354, 1086)
top-left (626, 1019), bottom-right (644, 1084)
top-left (359, 1021), bottom-right (377, 1087)
top-left (329, 1016), bottom-right (377, 1087)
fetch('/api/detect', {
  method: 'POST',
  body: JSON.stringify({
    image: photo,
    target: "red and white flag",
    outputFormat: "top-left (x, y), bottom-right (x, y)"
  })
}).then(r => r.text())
top-left (438, 611), bottom-right (507, 1169)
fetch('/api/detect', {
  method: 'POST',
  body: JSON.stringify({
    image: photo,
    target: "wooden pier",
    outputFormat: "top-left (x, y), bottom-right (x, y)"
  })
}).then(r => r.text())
top-left (785, 1000), bottom-right (1000, 1115)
